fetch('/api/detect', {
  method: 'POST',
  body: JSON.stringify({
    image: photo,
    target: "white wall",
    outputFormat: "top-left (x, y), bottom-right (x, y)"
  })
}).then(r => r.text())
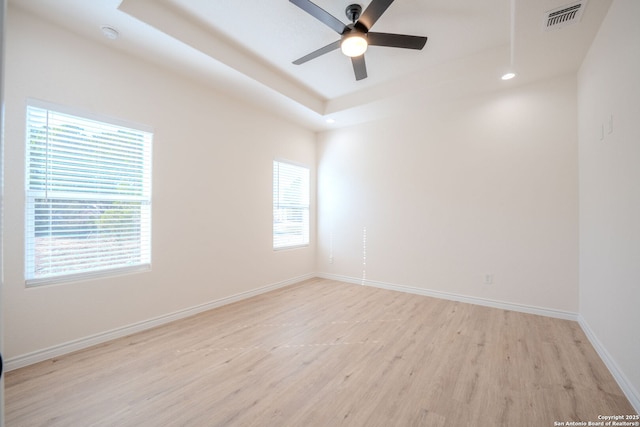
top-left (2, 7), bottom-right (316, 361)
top-left (317, 74), bottom-right (579, 312)
top-left (578, 0), bottom-right (640, 408)
top-left (1, 0), bottom-right (6, 422)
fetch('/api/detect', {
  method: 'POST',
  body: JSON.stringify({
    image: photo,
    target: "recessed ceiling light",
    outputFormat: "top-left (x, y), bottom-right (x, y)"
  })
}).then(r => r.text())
top-left (325, 118), bottom-right (336, 124)
top-left (101, 26), bottom-right (120, 40)
top-left (501, 72), bottom-right (517, 80)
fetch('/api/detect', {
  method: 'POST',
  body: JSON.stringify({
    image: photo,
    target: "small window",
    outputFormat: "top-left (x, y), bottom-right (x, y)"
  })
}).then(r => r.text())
top-left (273, 160), bottom-right (309, 249)
top-left (25, 102), bottom-right (152, 285)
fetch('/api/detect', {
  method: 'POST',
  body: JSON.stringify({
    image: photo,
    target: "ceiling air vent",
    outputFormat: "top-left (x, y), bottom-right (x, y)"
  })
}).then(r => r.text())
top-left (543, 0), bottom-right (587, 31)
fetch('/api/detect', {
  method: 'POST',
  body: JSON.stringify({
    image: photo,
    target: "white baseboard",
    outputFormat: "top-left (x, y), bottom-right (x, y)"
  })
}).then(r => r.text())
top-left (316, 272), bottom-right (579, 321)
top-left (578, 315), bottom-right (640, 413)
top-left (5, 273), bottom-right (315, 372)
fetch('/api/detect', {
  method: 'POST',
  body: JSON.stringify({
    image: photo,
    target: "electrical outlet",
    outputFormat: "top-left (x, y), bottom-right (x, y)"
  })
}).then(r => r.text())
top-left (484, 274), bottom-right (493, 285)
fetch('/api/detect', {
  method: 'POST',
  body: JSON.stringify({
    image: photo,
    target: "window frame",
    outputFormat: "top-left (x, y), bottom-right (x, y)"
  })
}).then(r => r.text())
top-left (24, 99), bottom-right (153, 286)
top-left (273, 159), bottom-right (310, 250)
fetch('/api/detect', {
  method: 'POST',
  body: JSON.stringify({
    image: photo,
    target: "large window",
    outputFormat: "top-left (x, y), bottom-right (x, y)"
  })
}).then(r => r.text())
top-left (25, 102), bottom-right (152, 285)
top-left (273, 160), bottom-right (309, 249)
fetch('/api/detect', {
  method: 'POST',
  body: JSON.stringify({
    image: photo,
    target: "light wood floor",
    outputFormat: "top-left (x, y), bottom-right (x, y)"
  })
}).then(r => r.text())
top-left (6, 278), bottom-right (636, 426)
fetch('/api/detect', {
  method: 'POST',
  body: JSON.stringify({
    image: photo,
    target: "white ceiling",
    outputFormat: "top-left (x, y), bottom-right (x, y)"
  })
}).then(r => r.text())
top-left (11, 0), bottom-right (612, 130)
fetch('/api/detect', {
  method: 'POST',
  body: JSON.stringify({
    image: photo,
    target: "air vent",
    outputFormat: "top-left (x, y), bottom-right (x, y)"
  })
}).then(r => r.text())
top-left (543, 0), bottom-right (587, 31)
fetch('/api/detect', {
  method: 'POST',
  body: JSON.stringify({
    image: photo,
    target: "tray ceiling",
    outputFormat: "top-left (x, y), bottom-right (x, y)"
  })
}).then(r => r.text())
top-left (10, 0), bottom-right (612, 130)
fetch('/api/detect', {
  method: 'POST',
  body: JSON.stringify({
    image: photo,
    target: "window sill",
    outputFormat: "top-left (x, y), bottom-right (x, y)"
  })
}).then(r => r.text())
top-left (25, 264), bottom-right (151, 288)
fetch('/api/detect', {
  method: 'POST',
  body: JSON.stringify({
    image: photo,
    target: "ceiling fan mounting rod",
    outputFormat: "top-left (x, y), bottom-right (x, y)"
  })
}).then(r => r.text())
top-left (345, 4), bottom-right (362, 23)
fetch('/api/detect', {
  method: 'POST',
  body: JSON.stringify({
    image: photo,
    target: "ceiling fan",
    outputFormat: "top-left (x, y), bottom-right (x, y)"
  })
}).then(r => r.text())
top-left (290, 0), bottom-right (428, 81)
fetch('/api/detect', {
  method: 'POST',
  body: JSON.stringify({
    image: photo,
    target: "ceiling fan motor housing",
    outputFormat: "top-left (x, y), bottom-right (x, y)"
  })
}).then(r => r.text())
top-left (345, 4), bottom-right (363, 23)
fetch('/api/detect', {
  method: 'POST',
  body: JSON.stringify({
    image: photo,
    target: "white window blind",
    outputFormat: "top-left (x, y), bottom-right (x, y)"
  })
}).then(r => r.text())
top-left (25, 103), bottom-right (152, 285)
top-left (273, 160), bottom-right (309, 249)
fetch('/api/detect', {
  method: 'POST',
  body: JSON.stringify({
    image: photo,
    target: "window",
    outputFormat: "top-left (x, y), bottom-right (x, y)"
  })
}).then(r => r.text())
top-left (273, 160), bottom-right (309, 249)
top-left (25, 102), bottom-right (152, 285)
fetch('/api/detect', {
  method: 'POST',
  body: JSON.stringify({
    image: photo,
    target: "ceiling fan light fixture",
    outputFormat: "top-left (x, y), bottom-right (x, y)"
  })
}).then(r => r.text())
top-left (341, 34), bottom-right (368, 57)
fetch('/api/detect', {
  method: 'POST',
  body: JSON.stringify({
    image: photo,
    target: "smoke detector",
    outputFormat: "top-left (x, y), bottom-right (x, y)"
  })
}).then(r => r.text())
top-left (543, 0), bottom-right (587, 31)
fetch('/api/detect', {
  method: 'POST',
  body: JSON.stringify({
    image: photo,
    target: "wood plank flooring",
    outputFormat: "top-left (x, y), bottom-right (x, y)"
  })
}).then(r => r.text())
top-left (5, 278), bottom-right (636, 426)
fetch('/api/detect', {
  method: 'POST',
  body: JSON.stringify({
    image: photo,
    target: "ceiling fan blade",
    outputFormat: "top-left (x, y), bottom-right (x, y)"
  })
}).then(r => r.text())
top-left (367, 32), bottom-right (428, 50)
top-left (351, 55), bottom-right (367, 81)
top-left (289, 0), bottom-right (348, 34)
top-left (355, 0), bottom-right (394, 31)
top-left (292, 40), bottom-right (341, 65)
